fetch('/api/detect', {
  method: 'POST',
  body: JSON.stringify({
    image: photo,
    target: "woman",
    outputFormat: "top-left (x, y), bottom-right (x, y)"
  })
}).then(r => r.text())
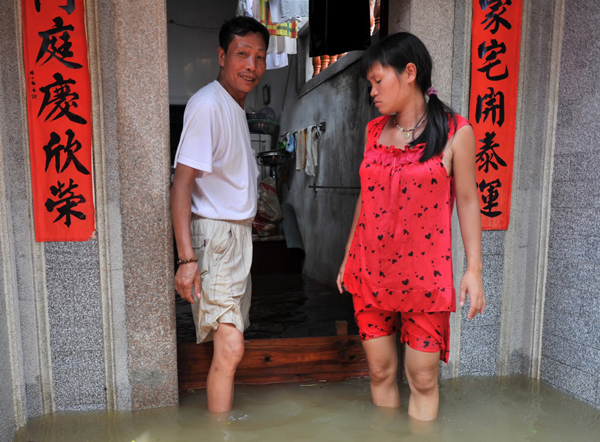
top-left (337, 32), bottom-right (485, 421)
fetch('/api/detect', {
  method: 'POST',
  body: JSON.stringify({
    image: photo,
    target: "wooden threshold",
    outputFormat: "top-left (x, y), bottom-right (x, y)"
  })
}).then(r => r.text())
top-left (177, 335), bottom-right (368, 391)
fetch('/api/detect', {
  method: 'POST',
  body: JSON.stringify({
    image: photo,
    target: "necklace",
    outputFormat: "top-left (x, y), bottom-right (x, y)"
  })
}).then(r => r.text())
top-left (393, 112), bottom-right (426, 140)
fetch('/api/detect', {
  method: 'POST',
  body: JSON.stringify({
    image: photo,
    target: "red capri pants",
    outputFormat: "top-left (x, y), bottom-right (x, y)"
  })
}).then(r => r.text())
top-left (355, 307), bottom-right (451, 363)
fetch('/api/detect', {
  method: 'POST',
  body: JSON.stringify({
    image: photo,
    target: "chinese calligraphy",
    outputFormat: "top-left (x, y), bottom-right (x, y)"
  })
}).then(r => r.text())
top-left (477, 39), bottom-right (508, 81)
top-left (35, 0), bottom-right (76, 14)
top-left (475, 132), bottom-right (507, 173)
top-left (43, 129), bottom-right (90, 175)
top-left (38, 72), bottom-right (87, 124)
top-left (36, 17), bottom-right (83, 69)
top-left (45, 178), bottom-right (87, 227)
top-left (60, 0), bottom-right (76, 15)
top-left (23, 0), bottom-right (94, 240)
top-left (475, 87), bottom-right (505, 127)
top-left (470, 1), bottom-right (522, 229)
top-left (480, 0), bottom-right (513, 34)
top-left (478, 179), bottom-right (503, 218)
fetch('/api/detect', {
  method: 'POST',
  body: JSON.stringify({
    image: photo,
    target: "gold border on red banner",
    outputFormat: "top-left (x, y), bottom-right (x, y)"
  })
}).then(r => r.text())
top-left (22, 0), bottom-right (95, 241)
top-left (469, 0), bottom-right (522, 230)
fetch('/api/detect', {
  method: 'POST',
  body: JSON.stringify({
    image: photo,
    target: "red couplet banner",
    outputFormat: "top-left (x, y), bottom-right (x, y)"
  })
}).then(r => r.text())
top-left (469, 0), bottom-right (522, 230)
top-left (22, 0), bottom-right (95, 241)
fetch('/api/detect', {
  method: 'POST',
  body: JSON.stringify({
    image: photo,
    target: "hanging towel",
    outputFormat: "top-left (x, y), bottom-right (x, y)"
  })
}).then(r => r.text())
top-left (305, 125), bottom-right (320, 176)
top-left (267, 52), bottom-right (289, 69)
top-left (280, 0), bottom-right (309, 20)
top-left (237, 0), bottom-right (251, 17)
top-left (308, 0), bottom-right (371, 57)
top-left (268, 35), bottom-right (297, 55)
top-left (284, 131), bottom-right (296, 153)
top-left (269, 0), bottom-right (284, 23)
top-left (260, 0), bottom-right (298, 39)
top-left (269, 0), bottom-right (308, 24)
top-left (258, 0), bottom-right (298, 69)
top-left (295, 129), bottom-right (307, 171)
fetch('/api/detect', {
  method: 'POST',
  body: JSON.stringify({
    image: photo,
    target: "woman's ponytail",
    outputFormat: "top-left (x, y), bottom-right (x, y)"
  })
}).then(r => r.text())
top-left (360, 32), bottom-right (457, 162)
top-left (415, 91), bottom-right (456, 163)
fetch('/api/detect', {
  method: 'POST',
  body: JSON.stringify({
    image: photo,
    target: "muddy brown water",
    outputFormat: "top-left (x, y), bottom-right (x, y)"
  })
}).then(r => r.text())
top-left (14, 376), bottom-right (600, 441)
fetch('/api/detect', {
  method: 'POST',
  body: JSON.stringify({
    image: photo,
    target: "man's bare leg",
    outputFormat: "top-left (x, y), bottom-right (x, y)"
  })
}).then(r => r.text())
top-left (206, 323), bottom-right (245, 412)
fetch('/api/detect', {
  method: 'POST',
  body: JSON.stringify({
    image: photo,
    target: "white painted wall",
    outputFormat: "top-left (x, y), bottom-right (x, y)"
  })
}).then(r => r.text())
top-left (167, 0), bottom-right (238, 104)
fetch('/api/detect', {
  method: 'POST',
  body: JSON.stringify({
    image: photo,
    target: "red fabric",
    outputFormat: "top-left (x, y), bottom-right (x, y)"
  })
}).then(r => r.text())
top-left (400, 311), bottom-right (450, 363)
top-left (343, 114), bottom-right (470, 315)
top-left (470, 1), bottom-right (523, 230)
top-left (354, 308), bottom-right (451, 363)
top-left (22, 0), bottom-right (95, 241)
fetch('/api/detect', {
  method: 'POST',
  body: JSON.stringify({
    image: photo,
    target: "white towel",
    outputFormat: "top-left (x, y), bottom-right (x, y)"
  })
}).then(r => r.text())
top-left (237, 0), bottom-right (251, 17)
top-left (280, 0), bottom-right (308, 19)
top-left (267, 35), bottom-right (297, 55)
top-left (267, 52), bottom-right (288, 69)
top-left (270, 0), bottom-right (308, 23)
top-left (295, 129), bottom-right (307, 171)
top-left (305, 125), bottom-right (320, 176)
top-left (269, 0), bottom-right (284, 23)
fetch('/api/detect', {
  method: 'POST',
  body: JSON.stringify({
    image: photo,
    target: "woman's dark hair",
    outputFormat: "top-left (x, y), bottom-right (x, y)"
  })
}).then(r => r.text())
top-left (360, 32), bottom-right (456, 162)
top-left (219, 16), bottom-right (270, 53)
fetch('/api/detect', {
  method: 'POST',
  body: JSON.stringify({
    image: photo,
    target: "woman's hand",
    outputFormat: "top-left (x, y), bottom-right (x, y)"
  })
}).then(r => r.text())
top-left (175, 262), bottom-right (202, 304)
top-left (336, 260), bottom-right (347, 294)
top-left (459, 269), bottom-right (485, 320)
top-left (338, 195), bottom-right (363, 294)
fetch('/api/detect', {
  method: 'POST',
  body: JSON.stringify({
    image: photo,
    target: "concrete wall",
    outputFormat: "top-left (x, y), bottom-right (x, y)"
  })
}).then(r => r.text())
top-left (0, 0), bottom-right (177, 438)
top-left (542, 0), bottom-right (600, 407)
top-left (0, 3), bottom-right (46, 441)
top-left (278, 54), bottom-right (378, 285)
top-left (494, 0), bottom-right (562, 377)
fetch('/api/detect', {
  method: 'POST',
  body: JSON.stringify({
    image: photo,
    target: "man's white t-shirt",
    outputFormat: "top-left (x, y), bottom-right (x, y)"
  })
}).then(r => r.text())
top-left (174, 81), bottom-right (260, 220)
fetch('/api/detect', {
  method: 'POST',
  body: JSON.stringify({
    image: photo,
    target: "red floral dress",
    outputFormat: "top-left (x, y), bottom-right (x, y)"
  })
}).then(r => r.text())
top-left (343, 114), bottom-right (470, 314)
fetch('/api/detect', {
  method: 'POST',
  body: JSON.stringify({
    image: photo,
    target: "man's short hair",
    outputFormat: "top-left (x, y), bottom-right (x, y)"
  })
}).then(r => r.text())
top-left (219, 16), bottom-right (270, 53)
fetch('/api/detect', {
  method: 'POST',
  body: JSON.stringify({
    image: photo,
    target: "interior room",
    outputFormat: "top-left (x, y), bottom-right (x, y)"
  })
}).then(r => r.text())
top-left (167, 0), bottom-right (376, 347)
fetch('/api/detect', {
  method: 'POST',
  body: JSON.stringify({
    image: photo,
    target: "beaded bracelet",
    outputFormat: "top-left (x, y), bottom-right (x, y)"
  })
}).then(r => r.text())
top-left (177, 257), bottom-right (199, 265)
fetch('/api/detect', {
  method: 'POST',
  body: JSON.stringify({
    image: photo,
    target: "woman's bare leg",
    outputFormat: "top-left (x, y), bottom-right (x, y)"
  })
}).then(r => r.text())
top-left (404, 345), bottom-right (440, 420)
top-left (362, 335), bottom-right (401, 408)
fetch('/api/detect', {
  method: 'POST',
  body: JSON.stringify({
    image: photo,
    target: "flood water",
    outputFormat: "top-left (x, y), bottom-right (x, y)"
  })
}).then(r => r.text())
top-left (14, 376), bottom-right (600, 441)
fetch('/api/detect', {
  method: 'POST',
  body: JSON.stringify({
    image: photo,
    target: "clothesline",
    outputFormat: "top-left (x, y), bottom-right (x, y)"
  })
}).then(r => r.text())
top-left (283, 124), bottom-right (322, 177)
top-left (237, 0), bottom-right (307, 69)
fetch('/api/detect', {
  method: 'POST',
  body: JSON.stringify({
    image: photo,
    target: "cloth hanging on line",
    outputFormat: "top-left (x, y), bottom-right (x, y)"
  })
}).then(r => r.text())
top-left (284, 131), bottom-right (296, 153)
top-left (237, 0), bottom-right (260, 17)
top-left (237, 0), bottom-right (250, 17)
top-left (259, 0), bottom-right (298, 39)
top-left (308, 0), bottom-right (371, 57)
top-left (269, 0), bottom-right (308, 24)
top-left (259, 0), bottom-right (299, 69)
top-left (293, 126), bottom-right (320, 175)
top-left (305, 125), bottom-right (320, 177)
top-left (295, 128), bottom-right (307, 171)
top-left (267, 52), bottom-right (289, 69)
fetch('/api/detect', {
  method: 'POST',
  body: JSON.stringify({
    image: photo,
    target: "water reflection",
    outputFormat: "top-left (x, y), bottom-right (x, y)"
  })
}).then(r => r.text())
top-left (14, 376), bottom-right (600, 442)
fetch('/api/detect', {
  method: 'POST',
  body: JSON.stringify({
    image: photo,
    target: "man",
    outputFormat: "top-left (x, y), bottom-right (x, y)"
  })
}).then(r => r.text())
top-left (171, 16), bottom-right (268, 413)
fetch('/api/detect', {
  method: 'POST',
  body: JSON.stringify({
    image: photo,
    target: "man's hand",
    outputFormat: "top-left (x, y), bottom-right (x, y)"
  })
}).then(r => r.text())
top-left (175, 261), bottom-right (201, 304)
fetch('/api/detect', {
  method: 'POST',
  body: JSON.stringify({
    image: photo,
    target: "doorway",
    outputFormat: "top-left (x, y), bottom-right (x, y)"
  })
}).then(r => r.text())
top-left (167, 0), bottom-right (365, 389)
